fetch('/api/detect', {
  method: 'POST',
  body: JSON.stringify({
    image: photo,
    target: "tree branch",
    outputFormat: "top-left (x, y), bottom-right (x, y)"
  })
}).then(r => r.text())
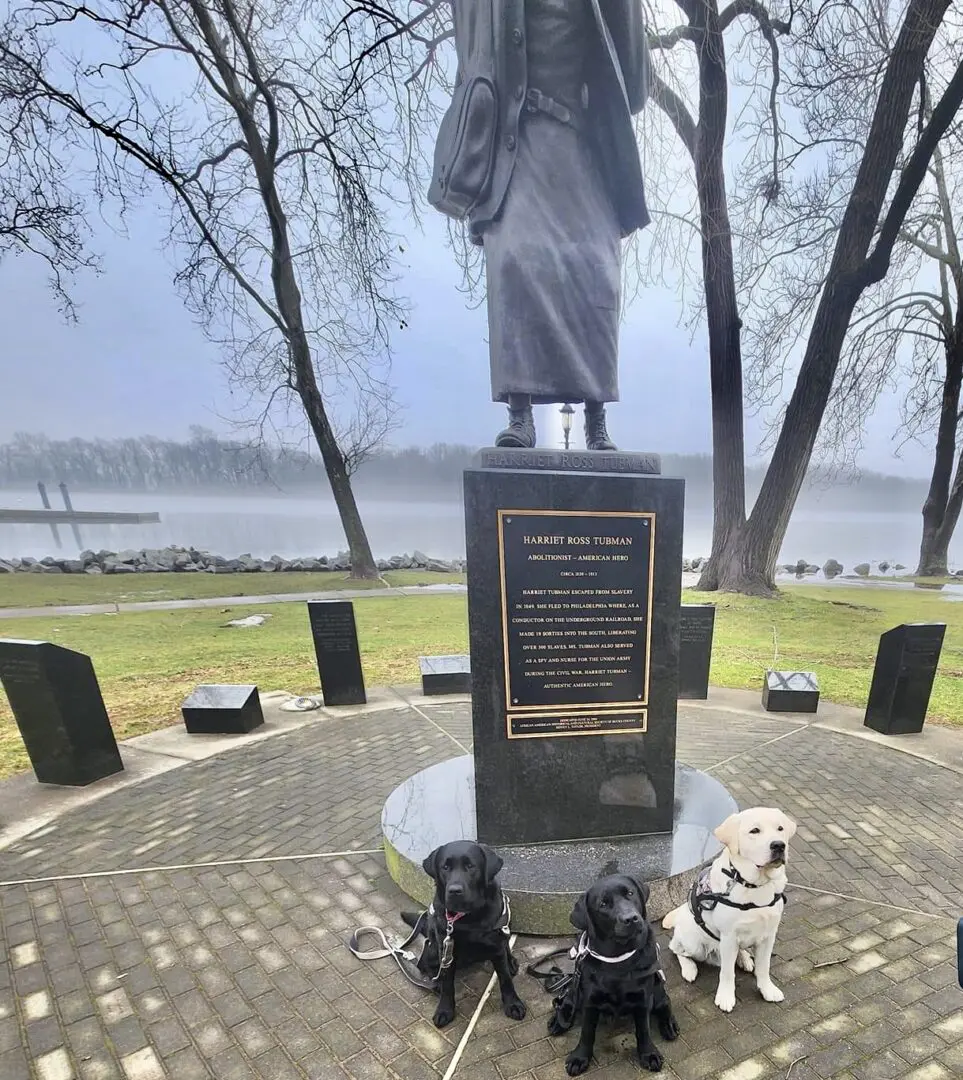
top-left (648, 68), bottom-right (697, 158)
top-left (862, 58), bottom-right (963, 287)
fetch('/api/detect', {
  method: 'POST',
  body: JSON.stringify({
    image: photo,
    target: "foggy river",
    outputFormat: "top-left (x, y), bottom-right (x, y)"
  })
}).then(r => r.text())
top-left (0, 489), bottom-right (954, 570)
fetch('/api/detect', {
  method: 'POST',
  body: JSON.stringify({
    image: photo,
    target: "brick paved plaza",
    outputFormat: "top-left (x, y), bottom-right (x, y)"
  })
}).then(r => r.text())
top-left (0, 690), bottom-right (961, 1079)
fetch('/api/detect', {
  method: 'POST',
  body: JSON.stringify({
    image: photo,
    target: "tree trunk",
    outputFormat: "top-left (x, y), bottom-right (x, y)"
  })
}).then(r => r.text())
top-left (917, 329), bottom-right (963, 577)
top-left (211, 38), bottom-right (381, 581)
top-left (714, 0), bottom-right (955, 594)
top-left (293, 342), bottom-right (380, 579)
top-left (686, 3), bottom-right (749, 593)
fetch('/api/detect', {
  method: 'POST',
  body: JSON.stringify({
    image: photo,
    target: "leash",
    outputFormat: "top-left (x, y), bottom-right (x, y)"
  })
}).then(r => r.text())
top-left (347, 911), bottom-right (438, 991)
top-left (349, 895), bottom-right (513, 991)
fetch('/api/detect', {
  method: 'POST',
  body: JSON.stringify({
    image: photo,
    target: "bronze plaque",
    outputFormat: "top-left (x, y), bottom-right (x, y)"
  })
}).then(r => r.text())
top-left (508, 709), bottom-right (647, 739)
top-left (498, 509), bottom-right (654, 738)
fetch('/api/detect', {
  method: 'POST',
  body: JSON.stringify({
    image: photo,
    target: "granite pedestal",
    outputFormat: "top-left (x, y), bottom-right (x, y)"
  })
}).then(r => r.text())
top-left (0, 638), bottom-right (123, 786)
top-left (461, 456), bottom-right (685, 845)
top-left (382, 450), bottom-right (734, 930)
top-left (382, 755), bottom-right (737, 934)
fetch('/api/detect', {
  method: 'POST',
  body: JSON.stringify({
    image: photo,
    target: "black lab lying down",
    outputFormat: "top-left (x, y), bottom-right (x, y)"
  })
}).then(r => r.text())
top-left (403, 840), bottom-right (526, 1029)
top-left (549, 874), bottom-right (680, 1075)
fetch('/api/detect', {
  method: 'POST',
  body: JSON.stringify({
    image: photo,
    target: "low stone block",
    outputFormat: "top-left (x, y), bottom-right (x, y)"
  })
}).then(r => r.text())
top-left (181, 684), bottom-right (264, 734)
top-left (762, 670), bottom-right (819, 713)
top-left (419, 655), bottom-right (471, 696)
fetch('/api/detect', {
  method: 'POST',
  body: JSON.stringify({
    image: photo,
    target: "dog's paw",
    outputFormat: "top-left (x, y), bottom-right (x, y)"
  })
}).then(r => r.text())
top-left (432, 1004), bottom-right (455, 1028)
top-left (758, 980), bottom-right (784, 1003)
top-left (714, 986), bottom-right (736, 1013)
top-left (565, 1049), bottom-right (592, 1076)
top-left (657, 1010), bottom-right (681, 1041)
top-left (639, 1048), bottom-right (664, 1072)
top-left (548, 1012), bottom-right (572, 1037)
top-left (503, 995), bottom-right (527, 1021)
top-left (678, 957), bottom-right (699, 983)
top-left (737, 949), bottom-right (754, 973)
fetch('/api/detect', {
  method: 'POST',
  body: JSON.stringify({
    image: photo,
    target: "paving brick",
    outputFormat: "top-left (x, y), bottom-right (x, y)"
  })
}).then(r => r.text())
top-left (1, 703), bottom-right (962, 1080)
top-left (119, 1047), bottom-right (165, 1080)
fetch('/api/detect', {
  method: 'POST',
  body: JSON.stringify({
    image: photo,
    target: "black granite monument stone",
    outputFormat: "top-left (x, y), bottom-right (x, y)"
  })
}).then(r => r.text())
top-left (679, 605), bottom-right (715, 700)
top-left (762, 670), bottom-right (820, 713)
top-left (0, 638), bottom-right (124, 786)
top-left (463, 455), bottom-right (685, 846)
top-left (419, 655), bottom-right (471, 696)
top-left (307, 600), bottom-right (366, 706)
top-left (181, 684), bottom-right (264, 734)
top-left (864, 623), bottom-right (945, 735)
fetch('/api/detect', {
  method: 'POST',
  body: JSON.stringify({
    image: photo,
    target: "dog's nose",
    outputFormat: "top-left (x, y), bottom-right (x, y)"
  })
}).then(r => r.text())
top-left (446, 883), bottom-right (464, 897)
top-left (770, 840), bottom-right (786, 854)
top-left (620, 911), bottom-right (642, 926)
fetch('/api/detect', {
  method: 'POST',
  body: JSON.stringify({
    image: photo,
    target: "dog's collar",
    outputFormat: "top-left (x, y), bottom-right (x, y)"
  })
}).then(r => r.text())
top-left (569, 933), bottom-right (667, 981)
top-left (722, 864), bottom-right (762, 889)
top-left (570, 932), bottom-right (637, 965)
top-left (429, 894), bottom-right (511, 935)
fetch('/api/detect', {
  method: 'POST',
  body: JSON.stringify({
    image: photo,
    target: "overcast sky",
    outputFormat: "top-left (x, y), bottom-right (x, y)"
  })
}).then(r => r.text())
top-left (0, 0), bottom-right (938, 482)
top-left (0, 195), bottom-right (932, 477)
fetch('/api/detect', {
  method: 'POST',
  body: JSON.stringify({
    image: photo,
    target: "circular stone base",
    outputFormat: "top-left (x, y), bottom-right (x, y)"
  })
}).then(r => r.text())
top-left (382, 755), bottom-right (737, 936)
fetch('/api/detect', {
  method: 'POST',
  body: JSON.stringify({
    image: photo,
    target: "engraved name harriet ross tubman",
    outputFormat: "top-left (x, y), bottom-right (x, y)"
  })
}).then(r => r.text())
top-left (428, 0), bottom-right (650, 451)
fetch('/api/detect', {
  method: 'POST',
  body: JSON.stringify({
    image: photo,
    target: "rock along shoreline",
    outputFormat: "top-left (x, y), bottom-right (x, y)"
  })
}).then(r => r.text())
top-left (0, 546), bottom-right (466, 576)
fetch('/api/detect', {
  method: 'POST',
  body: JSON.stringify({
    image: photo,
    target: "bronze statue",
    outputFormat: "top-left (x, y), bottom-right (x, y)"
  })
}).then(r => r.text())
top-left (429, 0), bottom-right (650, 450)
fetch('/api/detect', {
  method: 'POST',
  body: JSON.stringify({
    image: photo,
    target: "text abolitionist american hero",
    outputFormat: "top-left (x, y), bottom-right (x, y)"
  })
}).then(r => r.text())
top-left (428, 0), bottom-right (650, 450)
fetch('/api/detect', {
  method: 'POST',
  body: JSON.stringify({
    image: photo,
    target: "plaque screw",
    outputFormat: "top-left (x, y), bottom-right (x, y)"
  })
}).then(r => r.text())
top-left (506, 517), bottom-right (512, 523)
top-left (512, 698), bottom-right (518, 704)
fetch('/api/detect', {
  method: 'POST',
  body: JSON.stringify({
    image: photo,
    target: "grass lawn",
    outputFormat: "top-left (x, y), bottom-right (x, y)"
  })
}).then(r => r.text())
top-left (0, 568), bottom-right (466, 607)
top-left (0, 583), bottom-right (960, 780)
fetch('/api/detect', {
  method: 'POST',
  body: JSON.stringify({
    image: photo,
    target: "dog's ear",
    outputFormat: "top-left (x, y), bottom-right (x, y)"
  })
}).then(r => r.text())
top-left (626, 875), bottom-right (651, 913)
top-left (421, 846), bottom-right (443, 882)
top-left (570, 892), bottom-right (594, 935)
top-left (778, 811), bottom-right (797, 841)
top-left (713, 812), bottom-right (742, 855)
top-left (480, 844), bottom-right (504, 883)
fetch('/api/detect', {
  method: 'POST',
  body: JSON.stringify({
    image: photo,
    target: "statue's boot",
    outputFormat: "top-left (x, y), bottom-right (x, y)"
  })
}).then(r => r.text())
top-left (495, 396), bottom-right (536, 448)
top-left (585, 403), bottom-right (617, 451)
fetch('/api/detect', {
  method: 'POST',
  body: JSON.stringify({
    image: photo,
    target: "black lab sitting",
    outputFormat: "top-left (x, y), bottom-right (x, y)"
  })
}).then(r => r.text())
top-left (550, 874), bottom-right (680, 1075)
top-left (410, 840), bottom-right (526, 1029)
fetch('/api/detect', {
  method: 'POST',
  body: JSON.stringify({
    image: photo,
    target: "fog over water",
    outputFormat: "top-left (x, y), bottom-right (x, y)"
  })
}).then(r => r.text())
top-left (0, 487), bottom-right (953, 572)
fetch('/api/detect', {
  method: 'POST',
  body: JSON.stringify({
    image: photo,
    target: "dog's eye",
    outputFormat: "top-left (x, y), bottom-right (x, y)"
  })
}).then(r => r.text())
top-left (464, 862), bottom-right (473, 870)
top-left (749, 827), bottom-right (761, 835)
top-left (777, 826), bottom-right (784, 832)
top-left (599, 897), bottom-right (611, 908)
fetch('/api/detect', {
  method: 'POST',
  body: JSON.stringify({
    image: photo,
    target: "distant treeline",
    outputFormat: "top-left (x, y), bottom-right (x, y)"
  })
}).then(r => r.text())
top-left (0, 430), bottom-right (928, 511)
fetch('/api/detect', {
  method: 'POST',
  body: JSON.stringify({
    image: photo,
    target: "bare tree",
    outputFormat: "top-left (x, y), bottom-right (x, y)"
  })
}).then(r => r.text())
top-left (0, 22), bottom-right (93, 313)
top-left (2, 0), bottom-right (418, 579)
top-left (816, 91), bottom-right (963, 579)
top-left (711, 0), bottom-right (963, 593)
top-left (643, 0), bottom-right (793, 595)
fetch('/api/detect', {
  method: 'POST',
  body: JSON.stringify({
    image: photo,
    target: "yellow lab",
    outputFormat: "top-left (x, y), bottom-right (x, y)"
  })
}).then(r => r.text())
top-left (662, 807), bottom-right (796, 1012)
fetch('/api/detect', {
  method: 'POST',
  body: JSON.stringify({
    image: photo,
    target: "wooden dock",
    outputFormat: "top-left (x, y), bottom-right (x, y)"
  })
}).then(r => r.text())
top-left (0, 509), bottom-right (161, 525)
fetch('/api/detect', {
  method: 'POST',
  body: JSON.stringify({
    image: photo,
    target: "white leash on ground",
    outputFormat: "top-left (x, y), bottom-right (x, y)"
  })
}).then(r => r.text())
top-left (440, 933), bottom-right (518, 1080)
